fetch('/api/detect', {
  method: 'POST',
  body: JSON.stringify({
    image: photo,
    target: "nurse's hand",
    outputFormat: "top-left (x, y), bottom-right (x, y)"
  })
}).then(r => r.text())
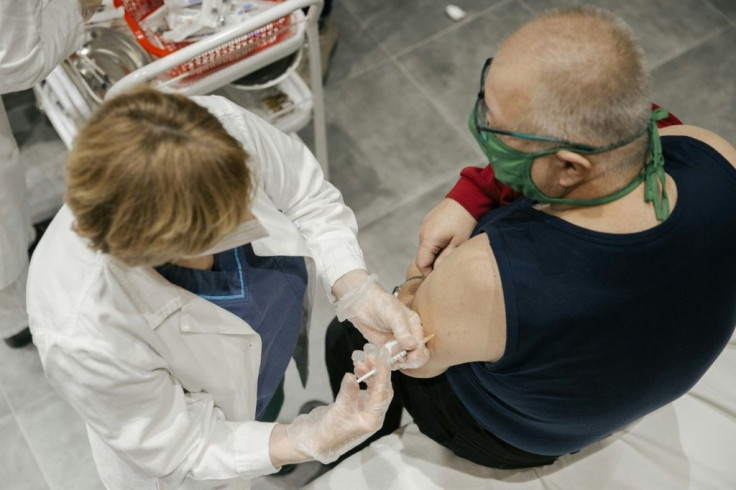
top-left (333, 271), bottom-right (429, 370)
top-left (286, 346), bottom-right (393, 464)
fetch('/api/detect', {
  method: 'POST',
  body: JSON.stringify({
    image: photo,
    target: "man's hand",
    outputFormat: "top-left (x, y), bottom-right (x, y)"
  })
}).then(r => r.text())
top-left (333, 271), bottom-right (429, 370)
top-left (414, 198), bottom-right (477, 276)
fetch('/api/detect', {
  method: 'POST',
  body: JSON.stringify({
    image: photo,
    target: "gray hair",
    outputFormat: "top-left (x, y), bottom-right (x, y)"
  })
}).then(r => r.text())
top-left (511, 6), bottom-right (652, 168)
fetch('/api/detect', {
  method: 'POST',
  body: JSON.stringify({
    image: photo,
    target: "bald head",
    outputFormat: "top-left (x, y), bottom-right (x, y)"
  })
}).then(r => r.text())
top-left (493, 6), bottom-right (651, 163)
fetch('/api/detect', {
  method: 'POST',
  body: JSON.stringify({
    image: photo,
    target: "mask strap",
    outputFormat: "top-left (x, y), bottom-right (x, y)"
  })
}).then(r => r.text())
top-left (644, 108), bottom-right (670, 221)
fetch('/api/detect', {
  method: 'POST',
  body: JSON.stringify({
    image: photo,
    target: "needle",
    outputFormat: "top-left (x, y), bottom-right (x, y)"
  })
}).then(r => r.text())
top-left (355, 334), bottom-right (435, 384)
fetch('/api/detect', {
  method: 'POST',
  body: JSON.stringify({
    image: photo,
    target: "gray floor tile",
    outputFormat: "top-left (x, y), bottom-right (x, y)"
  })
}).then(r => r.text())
top-left (3, 93), bottom-right (41, 142)
top-left (708, 0), bottom-right (736, 22)
top-left (342, 0), bottom-right (506, 55)
top-left (3, 91), bottom-right (67, 222)
top-left (396, 1), bottom-right (535, 132)
top-left (324, 3), bottom-right (391, 85)
top-left (520, 0), bottom-right (729, 69)
top-left (652, 27), bottom-right (736, 144)
top-left (252, 460), bottom-right (324, 489)
top-left (1, 89), bottom-right (36, 111)
top-left (0, 416), bottom-right (49, 490)
top-left (16, 394), bottom-right (103, 490)
top-left (22, 138), bottom-right (67, 223)
top-left (0, 386), bottom-right (11, 420)
top-left (321, 64), bottom-right (479, 225)
top-left (0, 344), bottom-right (56, 413)
top-left (359, 177), bottom-right (458, 290)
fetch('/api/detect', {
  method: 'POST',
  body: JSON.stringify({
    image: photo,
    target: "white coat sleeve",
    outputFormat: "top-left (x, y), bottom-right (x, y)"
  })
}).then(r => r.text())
top-left (37, 334), bottom-right (279, 487)
top-left (0, 0), bottom-right (85, 94)
top-left (203, 97), bottom-right (366, 297)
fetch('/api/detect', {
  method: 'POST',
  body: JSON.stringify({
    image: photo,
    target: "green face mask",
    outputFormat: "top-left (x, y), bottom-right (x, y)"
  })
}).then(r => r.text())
top-left (469, 107), bottom-right (671, 221)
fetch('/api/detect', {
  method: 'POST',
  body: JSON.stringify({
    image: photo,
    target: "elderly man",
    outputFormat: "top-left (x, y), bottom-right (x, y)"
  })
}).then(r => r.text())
top-left (327, 5), bottom-right (736, 469)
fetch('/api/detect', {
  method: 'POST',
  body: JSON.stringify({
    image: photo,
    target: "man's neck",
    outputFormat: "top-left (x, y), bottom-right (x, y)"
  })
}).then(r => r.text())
top-left (539, 172), bottom-right (676, 233)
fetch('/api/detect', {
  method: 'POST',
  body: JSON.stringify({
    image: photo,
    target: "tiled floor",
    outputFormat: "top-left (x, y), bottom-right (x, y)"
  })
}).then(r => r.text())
top-left (2, 1), bottom-right (735, 488)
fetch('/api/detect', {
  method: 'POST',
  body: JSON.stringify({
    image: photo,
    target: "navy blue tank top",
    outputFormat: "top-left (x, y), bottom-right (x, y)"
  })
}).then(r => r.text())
top-left (446, 136), bottom-right (736, 456)
top-left (156, 245), bottom-right (307, 419)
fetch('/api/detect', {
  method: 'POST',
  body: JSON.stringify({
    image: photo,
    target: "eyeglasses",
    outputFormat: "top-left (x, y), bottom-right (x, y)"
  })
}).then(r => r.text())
top-left (474, 57), bottom-right (597, 152)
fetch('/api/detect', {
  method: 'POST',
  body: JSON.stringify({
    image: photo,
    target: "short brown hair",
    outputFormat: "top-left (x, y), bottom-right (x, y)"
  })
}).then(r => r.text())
top-left (65, 87), bottom-right (253, 266)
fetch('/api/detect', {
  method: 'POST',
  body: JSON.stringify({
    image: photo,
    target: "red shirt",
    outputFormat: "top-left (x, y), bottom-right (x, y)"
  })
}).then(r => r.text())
top-left (447, 104), bottom-right (683, 219)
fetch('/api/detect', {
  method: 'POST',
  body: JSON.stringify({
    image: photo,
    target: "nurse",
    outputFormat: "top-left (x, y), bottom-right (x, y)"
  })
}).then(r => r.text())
top-left (0, 0), bottom-right (100, 347)
top-left (27, 87), bottom-right (426, 488)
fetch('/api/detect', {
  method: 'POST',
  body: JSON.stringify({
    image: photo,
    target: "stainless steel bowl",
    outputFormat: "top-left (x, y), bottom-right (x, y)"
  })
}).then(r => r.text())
top-left (64, 26), bottom-right (152, 105)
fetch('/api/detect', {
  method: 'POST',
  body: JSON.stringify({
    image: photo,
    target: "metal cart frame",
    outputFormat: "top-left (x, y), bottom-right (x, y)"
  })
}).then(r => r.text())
top-left (42, 0), bottom-right (331, 176)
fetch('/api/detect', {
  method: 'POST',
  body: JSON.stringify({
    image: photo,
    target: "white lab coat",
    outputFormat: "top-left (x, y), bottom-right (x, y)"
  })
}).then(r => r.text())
top-left (0, 0), bottom-right (84, 334)
top-left (27, 96), bottom-right (366, 489)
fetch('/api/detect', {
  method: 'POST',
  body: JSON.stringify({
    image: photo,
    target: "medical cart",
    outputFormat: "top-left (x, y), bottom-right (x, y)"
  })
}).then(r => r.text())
top-left (33, 0), bottom-right (330, 176)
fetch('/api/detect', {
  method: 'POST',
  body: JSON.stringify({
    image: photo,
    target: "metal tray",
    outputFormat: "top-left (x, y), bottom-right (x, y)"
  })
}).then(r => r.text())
top-left (64, 26), bottom-right (151, 105)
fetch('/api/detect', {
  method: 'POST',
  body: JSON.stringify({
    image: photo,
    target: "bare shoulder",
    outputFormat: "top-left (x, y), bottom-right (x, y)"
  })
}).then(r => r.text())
top-left (660, 125), bottom-right (736, 169)
top-left (402, 233), bottom-right (507, 378)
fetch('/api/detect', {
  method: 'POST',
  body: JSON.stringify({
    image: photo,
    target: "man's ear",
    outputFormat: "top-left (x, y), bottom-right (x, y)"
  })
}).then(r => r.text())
top-left (555, 150), bottom-right (593, 187)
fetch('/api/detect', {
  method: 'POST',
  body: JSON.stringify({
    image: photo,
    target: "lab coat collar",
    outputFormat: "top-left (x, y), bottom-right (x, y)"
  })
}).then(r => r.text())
top-left (108, 259), bottom-right (183, 330)
top-left (108, 259), bottom-right (258, 337)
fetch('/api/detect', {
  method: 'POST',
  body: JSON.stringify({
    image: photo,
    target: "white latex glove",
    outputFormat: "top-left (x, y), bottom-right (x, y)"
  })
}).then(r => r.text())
top-left (414, 198), bottom-right (477, 276)
top-left (286, 346), bottom-right (393, 464)
top-left (79, 0), bottom-right (102, 21)
top-left (352, 342), bottom-right (406, 374)
top-left (334, 274), bottom-right (429, 370)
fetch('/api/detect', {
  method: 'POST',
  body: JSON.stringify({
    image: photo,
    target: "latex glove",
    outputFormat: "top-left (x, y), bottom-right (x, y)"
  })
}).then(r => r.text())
top-left (352, 342), bottom-right (407, 375)
top-left (334, 274), bottom-right (429, 370)
top-left (414, 198), bottom-right (477, 276)
top-left (286, 346), bottom-right (393, 464)
top-left (79, 0), bottom-right (102, 21)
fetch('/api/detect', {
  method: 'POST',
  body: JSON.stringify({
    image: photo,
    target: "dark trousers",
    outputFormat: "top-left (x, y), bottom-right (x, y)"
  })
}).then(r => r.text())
top-left (325, 318), bottom-right (559, 469)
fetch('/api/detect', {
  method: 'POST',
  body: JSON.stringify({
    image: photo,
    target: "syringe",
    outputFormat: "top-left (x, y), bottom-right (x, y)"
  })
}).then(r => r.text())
top-left (355, 334), bottom-right (435, 383)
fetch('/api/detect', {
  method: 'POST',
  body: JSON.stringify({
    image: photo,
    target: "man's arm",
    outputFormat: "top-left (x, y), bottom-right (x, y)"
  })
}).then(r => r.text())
top-left (399, 234), bottom-right (507, 378)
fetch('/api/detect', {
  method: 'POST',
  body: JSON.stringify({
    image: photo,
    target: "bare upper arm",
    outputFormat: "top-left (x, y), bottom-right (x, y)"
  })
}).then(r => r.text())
top-left (660, 125), bottom-right (736, 169)
top-left (400, 233), bottom-right (507, 378)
